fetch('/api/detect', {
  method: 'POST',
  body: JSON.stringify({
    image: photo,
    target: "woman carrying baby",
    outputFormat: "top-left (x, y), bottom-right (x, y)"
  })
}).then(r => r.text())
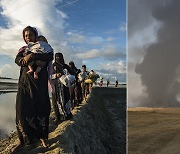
top-left (13, 26), bottom-right (53, 152)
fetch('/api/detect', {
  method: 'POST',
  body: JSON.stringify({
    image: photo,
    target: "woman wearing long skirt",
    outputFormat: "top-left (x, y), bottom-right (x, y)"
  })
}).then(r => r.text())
top-left (14, 26), bottom-right (53, 151)
top-left (51, 53), bottom-right (73, 122)
top-left (69, 61), bottom-right (82, 106)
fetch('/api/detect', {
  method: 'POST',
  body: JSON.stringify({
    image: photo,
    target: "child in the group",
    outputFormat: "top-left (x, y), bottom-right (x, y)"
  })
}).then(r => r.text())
top-left (115, 79), bottom-right (118, 87)
top-left (78, 65), bottom-right (89, 101)
top-left (99, 77), bottom-right (103, 87)
top-left (25, 35), bottom-right (53, 79)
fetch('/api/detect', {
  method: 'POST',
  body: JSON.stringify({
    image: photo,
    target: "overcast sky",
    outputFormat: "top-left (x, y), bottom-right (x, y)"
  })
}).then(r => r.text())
top-left (0, 0), bottom-right (126, 83)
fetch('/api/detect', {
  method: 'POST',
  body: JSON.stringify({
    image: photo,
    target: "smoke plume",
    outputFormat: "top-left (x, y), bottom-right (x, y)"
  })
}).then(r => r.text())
top-left (128, 0), bottom-right (180, 107)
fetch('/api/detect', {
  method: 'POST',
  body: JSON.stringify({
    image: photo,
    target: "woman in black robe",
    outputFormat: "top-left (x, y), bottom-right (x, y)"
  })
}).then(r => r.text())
top-left (69, 61), bottom-right (82, 106)
top-left (51, 53), bottom-right (73, 122)
top-left (14, 26), bottom-right (53, 151)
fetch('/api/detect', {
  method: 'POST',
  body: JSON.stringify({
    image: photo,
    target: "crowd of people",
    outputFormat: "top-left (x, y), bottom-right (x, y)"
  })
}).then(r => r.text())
top-left (13, 26), bottom-right (100, 152)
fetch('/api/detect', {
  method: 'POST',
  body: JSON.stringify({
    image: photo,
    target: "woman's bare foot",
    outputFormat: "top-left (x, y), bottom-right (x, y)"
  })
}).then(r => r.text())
top-left (83, 96), bottom-right (87, 102)
top-left (34, 72), bottom-right (38, 79)
top-left (40, 139), bottom-right (49, 148)
top-left (11, 139), bottom-right (23, 153)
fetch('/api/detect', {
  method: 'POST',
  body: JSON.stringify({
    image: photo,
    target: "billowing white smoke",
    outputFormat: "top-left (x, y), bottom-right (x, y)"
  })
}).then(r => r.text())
top-left (128, 0), bottom-right (180, 107)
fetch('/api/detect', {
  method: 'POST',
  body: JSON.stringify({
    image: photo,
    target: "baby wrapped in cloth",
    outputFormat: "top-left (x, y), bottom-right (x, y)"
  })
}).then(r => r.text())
top-left (25, 40), bottom-right (54, 93)
top-left (25, 41), bottom-right (53, 79)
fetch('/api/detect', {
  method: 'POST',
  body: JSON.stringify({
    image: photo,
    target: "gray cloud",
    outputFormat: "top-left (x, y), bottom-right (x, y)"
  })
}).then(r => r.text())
top-left (66, 32), bottom-right (104, 45)
top-left (96, 69), bottom-right (126, 83)
top-left (119, 23), bottom-right (126, 32)
top-left (94, 61), bottom-right (126, 83)
top-left (76, 45), bottom-right (125, 61)
top-left (103, 45), bottom-right (126, 60)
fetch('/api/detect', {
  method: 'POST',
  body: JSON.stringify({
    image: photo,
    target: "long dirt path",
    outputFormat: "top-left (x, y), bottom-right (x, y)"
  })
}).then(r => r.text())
top-left (0, 86), bottom-right (126, 154)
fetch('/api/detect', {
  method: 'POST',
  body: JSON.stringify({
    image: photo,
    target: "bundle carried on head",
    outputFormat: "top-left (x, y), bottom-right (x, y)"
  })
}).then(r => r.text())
top-left (85, 73), bottom-right (100, 83)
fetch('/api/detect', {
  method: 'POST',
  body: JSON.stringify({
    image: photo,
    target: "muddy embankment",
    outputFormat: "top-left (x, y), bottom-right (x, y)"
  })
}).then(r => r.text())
top-left (128, 107), bottom-right (180, 154)
top-left (0, 86), bottom-right (126, 154)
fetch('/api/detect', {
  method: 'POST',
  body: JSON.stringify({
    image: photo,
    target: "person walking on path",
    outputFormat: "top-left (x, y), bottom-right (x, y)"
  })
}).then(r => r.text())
top-left (51, 53), bottom-right (73, 122)
top-left (13, 26), bottom-right (53, 152)
top-left (107, 79), bottom-right (110, 87)
top-left (115, 79), bottom-right (118, 87)
top-left (78, 65), bottom-right (89, 101)
top-left (69, 61), bottom-right (82, 106)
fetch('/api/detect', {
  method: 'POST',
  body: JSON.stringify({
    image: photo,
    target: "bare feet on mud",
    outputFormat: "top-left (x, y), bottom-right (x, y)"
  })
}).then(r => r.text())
top-left (40, 139), bottom-right (49, 148)
top-left (34, 72), bottom-right (38, 79)
top-left (10, 139), bottom-right (24, 153)
top-left (83, 96), bottom-right (87, 102)
top-left (65, 113), bottom-right (73, 120)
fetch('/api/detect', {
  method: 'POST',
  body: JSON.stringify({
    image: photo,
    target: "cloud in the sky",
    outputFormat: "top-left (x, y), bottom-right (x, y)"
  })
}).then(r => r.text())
top-left (76, 44), bottom-right (125, 60)
top-left (104, 22), bottom-right (126, 35)
top-left (0, 0), bottom-right (82, 78)
top-left (66, 32), bottom-right (104, 45)
top-left (99, 61), bottom-right (126, 74)
top-left (76, 49), bottom-right (99, 59)
top-left (119, 22), bottom-right (126, 32)
top-left (66, 31), bottom-right (86, 43)
top-left (106, 37), bottom-right (115, 42)
top-left (95, 61), bottom-right (126, 83)
top-left (0, 0), bottom-right (66, 55)
top-left (0, 0), bottom-right (125, 81)
top-left (88, 36), bottom-right (103, 45)
top-left (102, 44), bottom-right (126, 60)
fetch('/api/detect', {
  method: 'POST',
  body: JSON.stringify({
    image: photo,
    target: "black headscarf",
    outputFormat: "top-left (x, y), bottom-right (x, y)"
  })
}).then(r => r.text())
top-left (55, 52), bottom-right (65, 64)
top-left (23, 26), bottom-right (38, 44)
top-left (69, 61), bottom-right (75, 69)
top-left (54, 53), bottom-right (75, 75)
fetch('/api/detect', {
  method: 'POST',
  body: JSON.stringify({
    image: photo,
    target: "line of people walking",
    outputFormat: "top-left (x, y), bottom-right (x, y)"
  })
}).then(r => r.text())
top-left (12, 26), bottom-right (99, 153)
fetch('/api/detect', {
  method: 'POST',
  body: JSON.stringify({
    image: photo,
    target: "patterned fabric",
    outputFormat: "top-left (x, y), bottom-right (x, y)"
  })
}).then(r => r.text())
top-left (15, 46), bottom-right (53, 144)
top-left (51, 62), bottom-right (72, 120)
top-left (18, 46), bottom-right (27, 53)
top-left (25, 41), bottom-right (54, 92)
top-left (26, 41), bottom-right (53, 54)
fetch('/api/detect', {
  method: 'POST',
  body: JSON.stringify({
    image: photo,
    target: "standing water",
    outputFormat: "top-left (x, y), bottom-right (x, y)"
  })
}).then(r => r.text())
top-left (0, 78), bottom-right (17, 139)
top-left (0, 92), bottom-right (17, 139)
